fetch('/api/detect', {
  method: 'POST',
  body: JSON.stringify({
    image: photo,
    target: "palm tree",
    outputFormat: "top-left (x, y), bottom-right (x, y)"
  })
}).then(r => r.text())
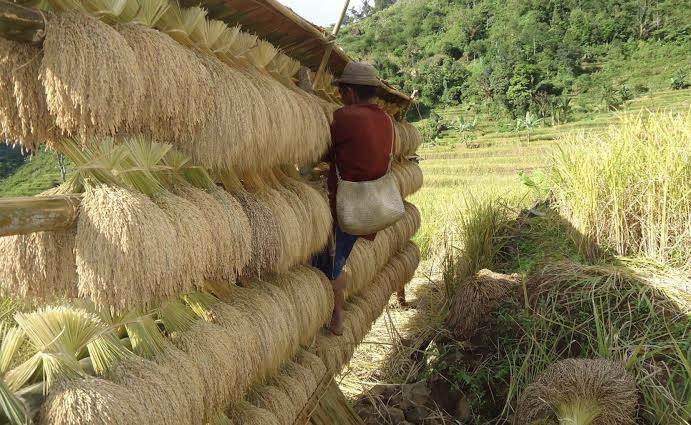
top-left (515, 111), bottom-right (541, 143)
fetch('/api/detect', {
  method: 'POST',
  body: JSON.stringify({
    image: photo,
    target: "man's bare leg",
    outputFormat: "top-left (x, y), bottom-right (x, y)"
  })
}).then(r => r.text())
top-left (329, 274), bottom-right (346, 335)
top-left (396, 286), bottom-right (406, 306)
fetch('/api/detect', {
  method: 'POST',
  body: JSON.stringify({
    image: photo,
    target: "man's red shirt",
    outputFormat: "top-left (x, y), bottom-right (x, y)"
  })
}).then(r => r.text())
top-left (327, 103), bottom-right (394, 241)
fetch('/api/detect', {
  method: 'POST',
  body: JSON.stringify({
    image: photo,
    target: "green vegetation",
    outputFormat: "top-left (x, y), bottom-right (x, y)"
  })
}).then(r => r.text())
top-left (0, 148), bottom-right (66, 197)
top-left (339, 0), bottom-right (691, 125)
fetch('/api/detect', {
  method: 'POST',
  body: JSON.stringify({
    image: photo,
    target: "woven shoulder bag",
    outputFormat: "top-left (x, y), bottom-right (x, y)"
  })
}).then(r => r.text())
top-left (335, 116), bottom-right (405, 236)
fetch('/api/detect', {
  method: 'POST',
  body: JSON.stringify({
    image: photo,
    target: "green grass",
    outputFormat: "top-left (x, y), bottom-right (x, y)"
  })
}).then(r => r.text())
top-left (0, 149), bottom-right (65, 197)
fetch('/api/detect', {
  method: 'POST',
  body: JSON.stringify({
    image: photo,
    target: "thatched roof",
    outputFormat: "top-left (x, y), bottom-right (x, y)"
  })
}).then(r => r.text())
top-left (180, 0), bottom-right (411, 107)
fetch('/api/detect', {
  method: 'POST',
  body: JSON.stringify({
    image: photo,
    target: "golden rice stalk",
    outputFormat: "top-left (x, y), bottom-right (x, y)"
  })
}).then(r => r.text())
top-left (272, 374), bottom-right (309, 415)
top-left (222, 283), bottom-right (294, 378)
top-left (248, 385), bottom-right (296, 425)
top-left (153, 192), bottom-right (216, 291)
top-left (212, 25), bottom-right (241, 56)
top-left (210, 413), bottom-right (236, 425)
top-left (269, 267), bottom-right (334, 346)
top-left (245, 39), bottom-right (278, 69)
top-left (283, 360), bottom-right (318, 398)
top-left (40, 377), bottom-right (149, 425)
top-left (128, 0), bottom-right (169, 26)
top-left (209, 189), bottom-right (252, 276)
top-left (41, 12), bottom-right (145, 139)
top-left (0, 326), bottom-right (25, 375)
top-left (156, 347), bottom-right (206, 423)
top-left (117, 23), bottom-right (213, 143)
top-left (175, 186), bottom-right (248, 282)
top-left (274, 170), bottom-right (332, 257)
top-left (228, 31), bottom-right (258, 57)
top-left (264, 171), bottom-right (309, 261)
top-left (107, 356), bottom-right (200, 425)
top-left (157, 299), bottom-right (196, 334)
top-left (183, 291), bottom-right (220, 322)
top-left (242, 173), bottom-right (302, 273)
top-left (228, 400), bottom-right (281, 425)
top-left (191, 19), bottom-right (228, 51)
top-left (0, 375), bottom-right (28, 425)
top-left (297, 350), bottom-right (326, 381)
top-left (0, 40), bottom-right (57, 150)
top-left (0, 228), bottom-right (77, 303)
top-left (76, 185), bottom-right (181, 312)
top-left (514, 358), bottom-right (637, 425)
top-left (173, 321), bottom-right (248, 413)
top-left (123, 313), bottom-right (167, 359)
top-left (392, 160), bottom-right (424, 198)
top-left (156, 4), bottom-right (207, 46)
top-left (248, 280), bottom-right (300, 354)
top-left (447, 269), bottom-right (518, 340)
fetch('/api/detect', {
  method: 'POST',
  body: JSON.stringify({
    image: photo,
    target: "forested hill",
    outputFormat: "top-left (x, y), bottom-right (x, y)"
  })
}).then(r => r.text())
top-left (338, 0), bottom-right (691, 119)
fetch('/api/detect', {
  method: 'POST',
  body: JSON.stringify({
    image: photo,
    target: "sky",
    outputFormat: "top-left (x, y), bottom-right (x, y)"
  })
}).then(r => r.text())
top-left (279, 0), bottom-right (366, 26)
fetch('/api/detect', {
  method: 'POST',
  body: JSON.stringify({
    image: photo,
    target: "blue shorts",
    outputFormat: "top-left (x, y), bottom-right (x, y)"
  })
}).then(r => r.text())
top-left (311, 226), bottom-right (358, 280)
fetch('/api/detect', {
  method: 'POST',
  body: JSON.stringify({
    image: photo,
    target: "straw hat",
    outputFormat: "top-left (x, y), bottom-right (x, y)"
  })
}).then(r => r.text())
top-left (334, 62), bottom-right (382, 87)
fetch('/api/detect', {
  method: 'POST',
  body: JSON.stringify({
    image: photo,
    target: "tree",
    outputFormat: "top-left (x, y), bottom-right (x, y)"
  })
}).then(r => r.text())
top-left (515, 111), bottom-right (542, 143)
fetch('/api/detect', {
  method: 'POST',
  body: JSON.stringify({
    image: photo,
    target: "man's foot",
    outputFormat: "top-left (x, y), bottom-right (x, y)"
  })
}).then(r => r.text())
top-left (328, 312), bottom-right (344, 336)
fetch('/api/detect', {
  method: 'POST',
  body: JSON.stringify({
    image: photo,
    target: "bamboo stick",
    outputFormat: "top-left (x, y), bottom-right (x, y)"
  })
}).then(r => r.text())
top-left (0, 0), bottom-right (45, 44)
top-left (0, 195), bottom-right (80, 237)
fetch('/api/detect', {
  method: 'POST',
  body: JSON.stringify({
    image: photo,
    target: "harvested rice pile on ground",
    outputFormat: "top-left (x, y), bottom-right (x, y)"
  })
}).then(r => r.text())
top-left (447, 269), bottom-right (518, 340)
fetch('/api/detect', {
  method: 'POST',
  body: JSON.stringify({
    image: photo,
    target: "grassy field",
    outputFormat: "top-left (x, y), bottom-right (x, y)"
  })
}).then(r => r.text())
top-left (410, 88), bottom-right (691, 258)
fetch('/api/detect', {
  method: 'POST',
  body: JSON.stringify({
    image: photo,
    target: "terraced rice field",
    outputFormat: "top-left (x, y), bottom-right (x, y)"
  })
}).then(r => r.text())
top-left (410, 88), bottom-right (691, 256)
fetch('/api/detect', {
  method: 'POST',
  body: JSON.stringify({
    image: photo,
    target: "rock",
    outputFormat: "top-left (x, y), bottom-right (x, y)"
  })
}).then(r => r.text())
top-left (369, 384), bottom-right (399, 401)
top-left (386, 406), bottom-right (406, 423)
top-left (428, 377), bottom-right (462, 414)
top-left (401, 381), bottom-right (431, 406)
top-left (405, 405), bottom-right (431, 424)
top-left (356, 405), bottom-right (378, 420)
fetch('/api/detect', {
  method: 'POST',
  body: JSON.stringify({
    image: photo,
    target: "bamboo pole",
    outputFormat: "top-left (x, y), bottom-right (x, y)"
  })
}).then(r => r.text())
top-left (0, 0), bottom-right (45, 44)
top-left (313, 0), bottom-right (350, 88)
top-left (0, 195), bottom-right (80, 237)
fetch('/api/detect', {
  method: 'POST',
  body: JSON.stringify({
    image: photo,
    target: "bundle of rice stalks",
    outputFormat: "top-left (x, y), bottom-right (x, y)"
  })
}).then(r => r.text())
top-left (219, 172), bottom-right (282, 277)
top-left (190, 19), bottom-right (229, 51)
top-left (283, 360), bottom-right (318, 398)
top-left (152, 192), bottom-right (215, 292)
top-left (267, 54), bottom-right (300, 86)
top-left (248, 280), bottom-right (301, 356)
top-left (514, 358), bottom-right (637, 425)
top-left (117, 23), bottom-right (213, 143)
top-left (241, 173), bottom-right (302, 272)
top-left (220, 283), bottom-right (296, 378)
top-left (268, 269), bottom-right (333, 346)
top-left (76, 185), bottom-right (181, 312)
top-left (0, 228), bottom-right (77, 303)
top-left (394, 121), bottom-right (422, 157)
top-left (41, 12), bottom-right (144, 139)
top-left (174, 320), bottom-right (252, 413)
top-left (245, 39), bottom-right (278, 70)
top-left (156, 4), bottom-right (207, 46)
top-left (209, 413), bottom-right (236, 425)
top-left (174, 185), bottom-right (250, 282)
top-left (272, 373), bottom-right (309, 414)
top-left (248, 385), bottom-right (296, 425)
top-left (274, 169), bottom-right (332, 256)
top-left (227, 400), bottom-right (281, 425)
top-left (228, 31), bottom-right (258, 58)
top-left (0, 40), bottom-right (57, 149)
top-left (296, 350), bottom-right (327, 383)
top-left (106, 356), bottom-right (202, 425)
top-left (40, 377), bottom-right (149, 425)
top-left (392, 160), bottom-right (423, 198)
top-left (447, 269), bottom-right (518, 340)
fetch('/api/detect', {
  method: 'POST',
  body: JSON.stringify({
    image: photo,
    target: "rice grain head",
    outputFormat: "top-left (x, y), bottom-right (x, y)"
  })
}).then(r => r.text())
top-left (39, 377), bottom-right (149, 425)
top-left (514, 358), bottom-right (638, 425)
top-left (41, 12), bottom-right (144, 139)
top-left (248, 385), bottom-right (296, 425)
top-left (297, 350), bottom-right (326, 381)
top-left (117, 23), bottom-right (213, 143)
top-left (76, 185), bottom-right (180, 313)
top-left (0, 228), bottom-right (77, 303)
top-left (272, 374), bottom-right (309, 413)
top-left (227, 400), bottom-right (281, 425)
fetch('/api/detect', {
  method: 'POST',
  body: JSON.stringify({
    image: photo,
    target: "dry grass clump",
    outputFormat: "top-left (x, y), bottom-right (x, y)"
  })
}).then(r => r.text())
top-left (227, 400), bottom-right (281, 425)
top-left (175, 186), bottom-right (250, 282)
top-left (447, 269), bottom-right (518, 340)
top-left (514, 358), bottom-right (637, 425)
top-left (0, 39), bottom-right (57, 149)
top-left (39, 377), bottom-right (149, 425)
top-left (76, 185), bottom-right (180, 313)
top-left (41, 12), bottom-right (144, 139)
top-left (0, 229), bottom-right (77, 302)
top-left (117, 23), bottom-right (212, 143)
top-left (392, 160), bottom-right (423, 198)
top-left (394, 121), bottom-right (422, 157)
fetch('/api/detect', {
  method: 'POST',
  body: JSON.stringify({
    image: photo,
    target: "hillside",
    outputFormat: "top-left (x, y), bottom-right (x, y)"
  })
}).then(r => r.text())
top-left (338, 0), bottom-right (691, 122)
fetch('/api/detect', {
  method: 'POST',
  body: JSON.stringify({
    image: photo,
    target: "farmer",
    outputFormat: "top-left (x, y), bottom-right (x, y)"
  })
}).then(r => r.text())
top-left (312, 62), bottom-right (395, 336)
